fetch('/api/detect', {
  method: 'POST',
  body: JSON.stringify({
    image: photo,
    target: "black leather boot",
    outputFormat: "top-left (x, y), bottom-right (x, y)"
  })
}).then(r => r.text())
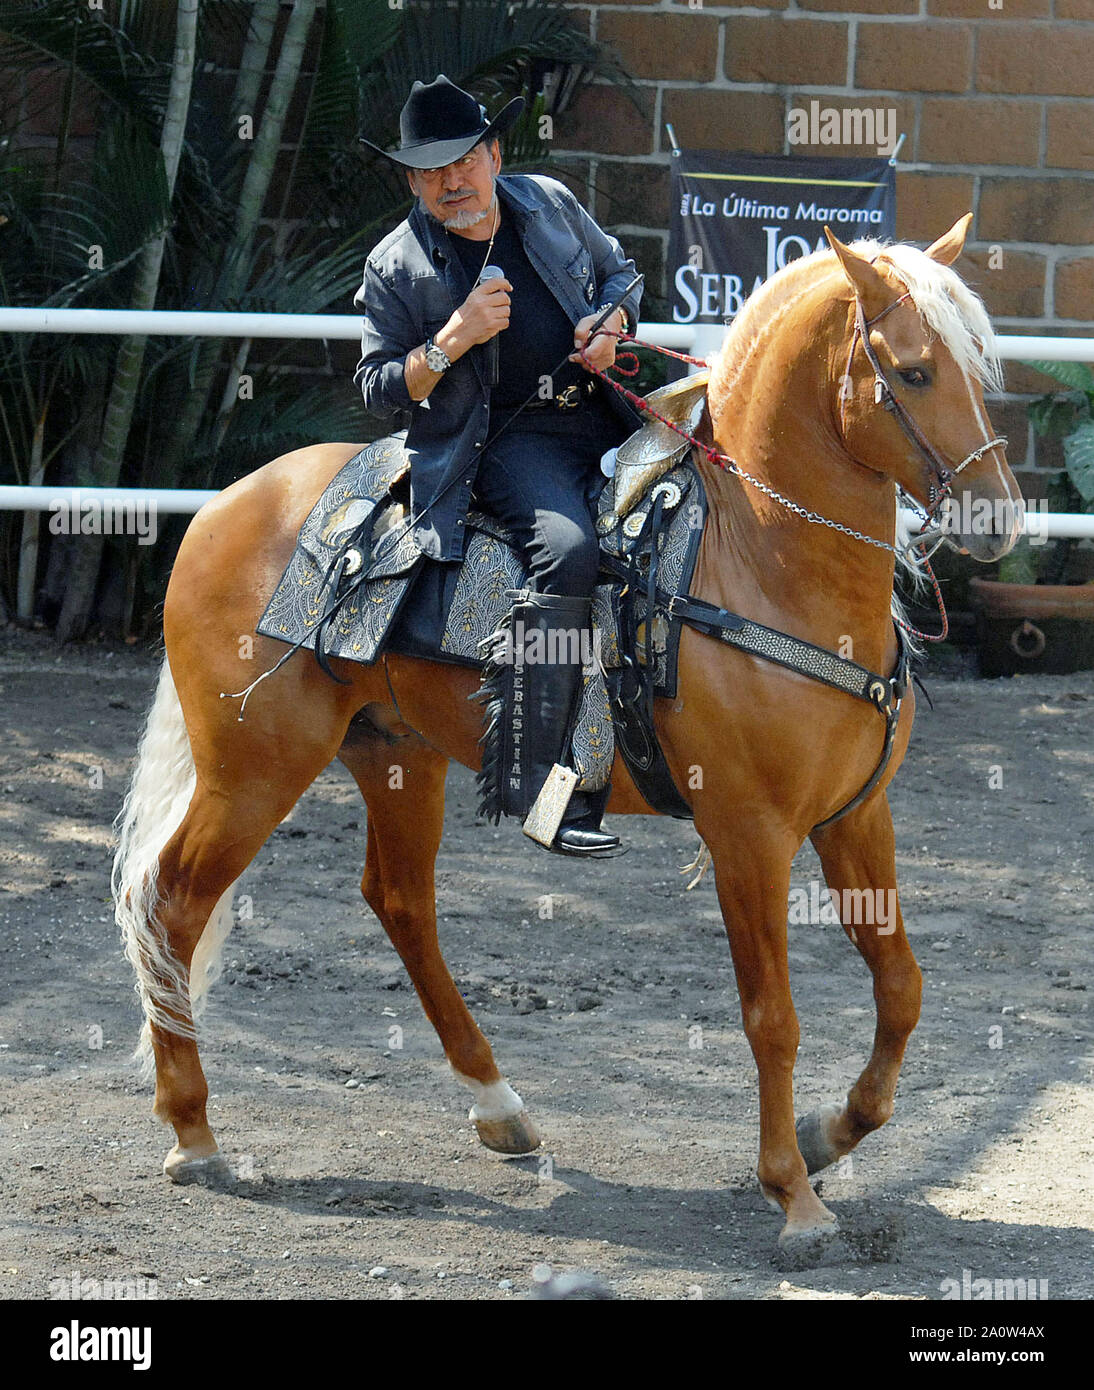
top-left (553, 780), bottom-right (620, 856)
top-left (471, 590), bottom-right (620, 856)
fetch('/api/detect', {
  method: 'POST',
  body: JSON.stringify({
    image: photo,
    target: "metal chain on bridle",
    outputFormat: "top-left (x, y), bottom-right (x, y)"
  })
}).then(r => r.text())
top-left (581, 289), bottom-right (1006, 644)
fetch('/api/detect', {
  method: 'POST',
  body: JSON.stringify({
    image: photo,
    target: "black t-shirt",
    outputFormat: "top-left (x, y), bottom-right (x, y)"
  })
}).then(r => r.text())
top-left (446, 211), bottom-right (587, 408)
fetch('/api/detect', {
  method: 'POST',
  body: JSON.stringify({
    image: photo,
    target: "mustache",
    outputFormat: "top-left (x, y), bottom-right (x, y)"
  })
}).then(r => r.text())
top-left (438, 187), bottom-right (477, 203)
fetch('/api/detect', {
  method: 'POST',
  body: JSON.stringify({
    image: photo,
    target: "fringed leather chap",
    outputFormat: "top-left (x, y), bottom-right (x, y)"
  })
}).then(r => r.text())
top-left (470, 589), bottom-right (618, 856)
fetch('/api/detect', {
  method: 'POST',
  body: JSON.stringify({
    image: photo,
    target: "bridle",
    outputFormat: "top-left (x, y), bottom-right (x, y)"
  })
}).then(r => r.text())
top-left (843, 290), bottom-right (1007, 534)
top-left (590, 278), bottom-right (1007, 579)
top-left (581, 279), bottom-right (1011, 643)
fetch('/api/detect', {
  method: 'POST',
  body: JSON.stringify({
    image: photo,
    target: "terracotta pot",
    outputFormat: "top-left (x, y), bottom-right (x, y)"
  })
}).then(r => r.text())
top-left (969, 577), bottom-right (1094, 676)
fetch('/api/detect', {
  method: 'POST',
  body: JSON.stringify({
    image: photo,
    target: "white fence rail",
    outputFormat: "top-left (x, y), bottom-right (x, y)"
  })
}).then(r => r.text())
top-left (1, 308), bottom-right (1091, 541)
top-left (1, 305), bottom-right (1089, 361)
top-left (0, 485), bottom-right (219, 514)
top-left (0, 306), bottom-right (715, 348)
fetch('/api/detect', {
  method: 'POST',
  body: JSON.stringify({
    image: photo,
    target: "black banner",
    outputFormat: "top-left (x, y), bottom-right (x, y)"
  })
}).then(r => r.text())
top-left (668, 152), bottom-right (896, 325)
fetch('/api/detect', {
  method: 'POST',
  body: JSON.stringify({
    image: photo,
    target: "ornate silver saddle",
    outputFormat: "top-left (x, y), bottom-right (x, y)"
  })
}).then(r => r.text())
top-left (256, 375), bottom-right (709, 799)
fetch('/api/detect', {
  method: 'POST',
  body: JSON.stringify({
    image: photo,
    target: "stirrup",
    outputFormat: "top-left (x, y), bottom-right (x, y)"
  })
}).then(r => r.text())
top-left (522, 763), bottom-right (579, 848)
top-left (522, 768), bottom-right (624, 857)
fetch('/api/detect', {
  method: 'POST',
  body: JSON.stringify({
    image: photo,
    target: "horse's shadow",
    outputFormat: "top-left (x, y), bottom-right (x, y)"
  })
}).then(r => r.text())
top-left (208, 1162), bottom-right (1089, 1293)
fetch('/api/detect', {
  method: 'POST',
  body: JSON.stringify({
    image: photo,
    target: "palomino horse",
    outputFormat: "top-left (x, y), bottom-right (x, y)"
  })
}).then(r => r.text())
top-left (114, 216), bottom-right (1020, 1262)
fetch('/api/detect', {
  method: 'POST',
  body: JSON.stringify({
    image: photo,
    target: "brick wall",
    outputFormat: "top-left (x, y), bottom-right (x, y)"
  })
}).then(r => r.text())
top-left (552, 1), bottom-right (1094, 484)
top-left (9, 3), bottom-right (1092, 488)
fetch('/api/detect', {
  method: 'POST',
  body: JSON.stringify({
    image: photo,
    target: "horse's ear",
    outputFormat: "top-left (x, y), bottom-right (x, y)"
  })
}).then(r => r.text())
top-left (825, 227), bottom-right (891, 312)
top-left (923, 213), bottom-right (973, 266)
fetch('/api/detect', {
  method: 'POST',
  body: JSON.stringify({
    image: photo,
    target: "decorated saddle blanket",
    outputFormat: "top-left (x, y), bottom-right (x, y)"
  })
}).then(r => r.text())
top-left (256, 422), bottom-right (707, 805)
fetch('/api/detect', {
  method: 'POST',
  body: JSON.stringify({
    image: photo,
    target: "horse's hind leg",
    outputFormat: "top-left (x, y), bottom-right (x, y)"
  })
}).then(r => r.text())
top-left (338, 719), bottom-right (541, 1155)
top-left (147, 788), bottom-right (300, 1180)
top-left (801, 793), bottom-right (923, 1174)
top-left (118, 661), bottom-right (356, 1181)
top-left (148, 759), bottom-right (351, 1179)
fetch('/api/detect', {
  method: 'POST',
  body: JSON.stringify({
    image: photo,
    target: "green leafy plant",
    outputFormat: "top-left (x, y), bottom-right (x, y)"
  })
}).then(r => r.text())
top-left (1026, 358), bottom-right (1094, 502)
top-left (999, 359), bottom-right (1094, 585)
top-left (1, 0), bottom-right (633, 637)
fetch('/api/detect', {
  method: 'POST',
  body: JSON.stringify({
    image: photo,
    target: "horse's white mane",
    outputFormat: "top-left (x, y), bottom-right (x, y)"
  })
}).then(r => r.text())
top-left (717, 236), bottom-right (1003, 394)
top-left (858, 237), bottom-right (1003, 392)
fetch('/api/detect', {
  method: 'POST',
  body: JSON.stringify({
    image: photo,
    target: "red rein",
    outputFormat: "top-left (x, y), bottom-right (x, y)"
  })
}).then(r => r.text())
top-left (583, 330), bottom-right (950, 644)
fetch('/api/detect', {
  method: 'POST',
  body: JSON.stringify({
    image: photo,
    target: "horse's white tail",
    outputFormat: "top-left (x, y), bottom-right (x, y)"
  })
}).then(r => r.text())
top-left (112, 659), bottom-right (237, 1078)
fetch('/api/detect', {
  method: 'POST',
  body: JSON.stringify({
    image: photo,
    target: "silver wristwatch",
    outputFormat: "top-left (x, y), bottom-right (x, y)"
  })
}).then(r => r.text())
top-left (424, 337), bottom-right (451, 373)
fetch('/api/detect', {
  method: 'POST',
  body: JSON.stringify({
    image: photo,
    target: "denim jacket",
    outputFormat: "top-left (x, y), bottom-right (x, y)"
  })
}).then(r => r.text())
top-left (352, 173), bottom-right (644, 561)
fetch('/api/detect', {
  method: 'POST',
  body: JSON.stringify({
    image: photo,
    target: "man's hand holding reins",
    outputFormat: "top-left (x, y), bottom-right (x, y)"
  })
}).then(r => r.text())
top-left (570, 309), bottom-right (623, 373)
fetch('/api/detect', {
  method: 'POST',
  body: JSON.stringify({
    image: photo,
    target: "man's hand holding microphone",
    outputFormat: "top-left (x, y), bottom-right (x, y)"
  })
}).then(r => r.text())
top-left (404, 266), bottom-right (625, 401)
top-left (404, 270), bottom-right (511, 401)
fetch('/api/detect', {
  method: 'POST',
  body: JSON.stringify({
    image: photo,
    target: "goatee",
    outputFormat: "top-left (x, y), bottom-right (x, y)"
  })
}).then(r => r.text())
top-left (423, 186), bottom-right (497, 232)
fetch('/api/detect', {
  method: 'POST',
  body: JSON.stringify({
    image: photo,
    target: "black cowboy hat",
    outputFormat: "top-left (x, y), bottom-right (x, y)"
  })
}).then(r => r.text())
top-left (359, 74), bottom-right (524, 170)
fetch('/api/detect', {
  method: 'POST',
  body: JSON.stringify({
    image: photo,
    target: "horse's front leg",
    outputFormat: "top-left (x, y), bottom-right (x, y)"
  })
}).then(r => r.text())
top-left (337, 723), bottom-right (542, 1156)
top-left (801, 791), bottom-right (923, 1174)
top-left (706, 831), bottom-right (839, 1253)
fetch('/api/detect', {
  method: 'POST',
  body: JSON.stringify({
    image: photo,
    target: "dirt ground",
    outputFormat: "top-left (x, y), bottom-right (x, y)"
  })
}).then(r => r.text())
top-left (1, 627), bottom-right (1091, 1302)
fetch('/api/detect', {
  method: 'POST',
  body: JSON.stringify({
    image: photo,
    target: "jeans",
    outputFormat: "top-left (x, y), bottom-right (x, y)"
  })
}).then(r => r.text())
top-left (470, 397), bottom-right (622, 597)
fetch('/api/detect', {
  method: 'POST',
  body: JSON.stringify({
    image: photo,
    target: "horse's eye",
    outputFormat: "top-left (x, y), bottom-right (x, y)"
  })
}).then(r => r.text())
top-left (898, 367), bottom-right (930, 388)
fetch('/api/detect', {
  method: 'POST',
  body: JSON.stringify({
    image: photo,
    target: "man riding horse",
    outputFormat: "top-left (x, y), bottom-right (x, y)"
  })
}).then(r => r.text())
top-left (354, 75), bottom-right (644, 857)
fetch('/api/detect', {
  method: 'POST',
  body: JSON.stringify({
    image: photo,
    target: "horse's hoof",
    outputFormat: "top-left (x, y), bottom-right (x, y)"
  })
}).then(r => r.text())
top-left (163, 1145), bottom-right (232, 1185)
top-left (795, 1102), bottom-right (844, 1176)
top-left (773, 1221), bottom-right (847, 1272)
top-left (474, 1108), bottom-right (542, 1155)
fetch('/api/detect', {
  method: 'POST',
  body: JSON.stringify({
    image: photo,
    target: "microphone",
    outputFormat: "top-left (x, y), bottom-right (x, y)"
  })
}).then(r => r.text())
top-left (478, 264), bottom-right (505, 387)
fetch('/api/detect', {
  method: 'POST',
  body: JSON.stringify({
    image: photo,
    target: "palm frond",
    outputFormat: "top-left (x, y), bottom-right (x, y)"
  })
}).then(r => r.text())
top-left (1021, 359), bottom-right (1094, 395)
top-left (301, 0), bottom-right (361, 153)
top-left (289, 0), bottom-right (406, 232)
top-left (34, 109), bottom-right (172, 306)
top-left (194, 374), bottom-right (367, 486)
top-left (197, 0), bottom-right (259, 68)
top-left (0, 0), bottom-right (167, 134)
top-left (0, 0), bottom-right (233, 250)
top-left (236, 227), bottom-right (373, 315)
top-left (363, 0), bottom-right (624, 140)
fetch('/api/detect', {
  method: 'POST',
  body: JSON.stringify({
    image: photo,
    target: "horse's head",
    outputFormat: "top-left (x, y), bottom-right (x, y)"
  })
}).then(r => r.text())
top-left (826, 216), bottom-right (1021, 561)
